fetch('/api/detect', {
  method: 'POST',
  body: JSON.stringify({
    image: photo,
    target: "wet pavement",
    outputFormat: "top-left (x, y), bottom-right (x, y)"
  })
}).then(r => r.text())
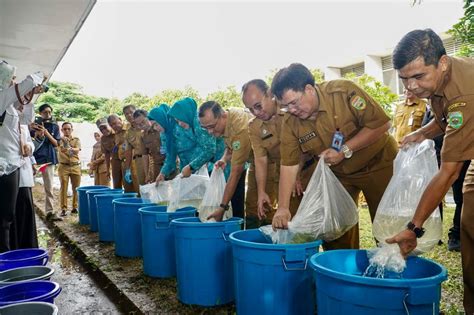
top-left (36, 215), bottom-right (123, 315)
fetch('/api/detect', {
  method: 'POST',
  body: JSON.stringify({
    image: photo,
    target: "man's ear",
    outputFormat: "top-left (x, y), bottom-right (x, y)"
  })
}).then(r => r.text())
top-left (439, 55), bottom-right (449, 72)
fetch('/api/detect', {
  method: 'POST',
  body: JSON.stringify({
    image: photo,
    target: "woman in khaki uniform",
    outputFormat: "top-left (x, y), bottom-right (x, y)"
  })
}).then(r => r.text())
top-left (98, 118), bottom-right (122, 189)
top-left (271, 63), bottom-right (397, 250)
top-left (58, 122), bottom-right (82, 216)
top-left (387, 29), bottom-right (474, 314)
top-left (89, 131), bottom-right (110, 186)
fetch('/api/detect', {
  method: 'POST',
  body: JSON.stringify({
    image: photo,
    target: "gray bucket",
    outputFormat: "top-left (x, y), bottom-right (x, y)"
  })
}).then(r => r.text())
top-left (0, 266), bottom-right (54, 287)
top-left (0, 302), bottom-right (58, 314)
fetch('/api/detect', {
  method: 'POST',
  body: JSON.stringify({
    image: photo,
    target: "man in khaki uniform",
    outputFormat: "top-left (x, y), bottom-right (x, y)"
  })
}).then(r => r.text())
top-left (107, 114), bottom-right (134, 192)
top-left (89, 131), bottom-right (110, 186)
top-left (393, 89), bottom-right (427, 143)
top-left (133, 109), bottom-right (166, 183)
top-left (271, 63), bottom-right (398, 250)
top-left (122, 105), bottom-right (146, 193)
top-left (198, 101), bottom-right (256, 225)
top-left (386, 29), bottom-right (474, 314)
top-left (58, 122), bottom-right (82, 217)
top-left (98, 118), bottom-right (122, 189)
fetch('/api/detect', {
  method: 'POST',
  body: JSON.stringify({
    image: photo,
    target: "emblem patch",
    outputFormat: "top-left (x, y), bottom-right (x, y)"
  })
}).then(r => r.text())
top-left (232, 141), bottom-right (241, 151)
top-left (447, 102), bottom-right (466, 112)
top-left (448, 111), bottom-right (463, 129)
top-left (350, 95), bottom-right (366, 110)
top-left (298, 131), bottom-right (316, 144)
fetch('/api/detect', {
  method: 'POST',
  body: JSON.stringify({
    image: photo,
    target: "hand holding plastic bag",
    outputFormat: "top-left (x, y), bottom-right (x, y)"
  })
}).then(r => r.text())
top-left (372, 140), bottom-right (442, 254)
top-left (198, 168), bottom-right (232, 222)
top-left (261, 158), bottom-right (358, 244)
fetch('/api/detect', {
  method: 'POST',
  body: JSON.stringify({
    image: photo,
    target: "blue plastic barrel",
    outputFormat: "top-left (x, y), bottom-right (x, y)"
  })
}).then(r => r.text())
top-left (112, 198), bottom-right (153, 258)
top-left (309, 249), bottom-right (448, 315)
top-left (0, 249), bottom-right (48, 272)
top-left (0, 302), bottom-right (58, 315)
top-left (0, 281), bottom-right (61, 306)
top-left (86, 188), bottom-right (116, 232)
top-left (76, 185), bottom-right (108, 225)
top-left (139, 206), bottom-right (196, 278)
top-left (229, 229), bottom-right (321, 315)
top-left (172, 217), bottom-right (243, 306)
top-left (95, 192), bottom-right (137, 242)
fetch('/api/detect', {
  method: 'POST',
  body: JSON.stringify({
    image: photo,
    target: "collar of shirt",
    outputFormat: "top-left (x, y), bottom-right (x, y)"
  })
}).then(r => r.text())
top-left (433, 57), bottom-right (452, 99)
top-left (315, 85), bottom-right (328, 113)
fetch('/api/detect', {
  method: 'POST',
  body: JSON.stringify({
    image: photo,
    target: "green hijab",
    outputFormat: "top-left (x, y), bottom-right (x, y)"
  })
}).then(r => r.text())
top-left (168, 97), bottom-right (198, 129)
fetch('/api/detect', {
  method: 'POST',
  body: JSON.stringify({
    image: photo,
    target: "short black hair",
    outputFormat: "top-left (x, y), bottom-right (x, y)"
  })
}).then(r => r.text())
top-left (241, 79), bottom-right (269, 95)
top-left (107, 114), bottom-right (121, 124)
top-left (61, 122), bottom-right (73, 129)
top-left (133, 109), bottom-right (148, 119)
top-left (38, 103), bottom-right (53, 113)
top-left (199, 101), bottom-right (225, 118)
top-left (122, 104), bottom-right (136, 113)
top-left (271, 63), bottom-right (315, 100)
top-left (393, 29), bottom-right (446, 70)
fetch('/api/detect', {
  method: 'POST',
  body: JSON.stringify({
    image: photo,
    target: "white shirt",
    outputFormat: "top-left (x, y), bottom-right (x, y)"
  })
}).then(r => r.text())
top-left (0, 73), bottom-right (42, 176)
top-left (19, 124), bottom-right (35, 187)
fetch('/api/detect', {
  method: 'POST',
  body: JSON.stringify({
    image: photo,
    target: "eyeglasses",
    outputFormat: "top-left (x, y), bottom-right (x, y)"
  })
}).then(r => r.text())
top-left (285, 92), bottom-right (305, 110)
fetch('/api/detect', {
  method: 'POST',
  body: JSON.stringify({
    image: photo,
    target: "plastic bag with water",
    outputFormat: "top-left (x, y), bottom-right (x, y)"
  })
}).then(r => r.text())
top-left (260, 158), bottom-right (359, 244)
top-left (363, 244), bottom-right (406, 279)
top-left (372, 140), bottom-right (442, 254)
top-left (198, 168), bottom-right (232, 222)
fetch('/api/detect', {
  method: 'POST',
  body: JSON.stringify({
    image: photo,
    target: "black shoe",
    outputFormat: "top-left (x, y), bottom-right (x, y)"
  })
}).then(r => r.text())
top-left (71, 208), bottom-right (78, 214)
top-left (437, 239), bottom-right (443, 246)
top-left (60, 209), bottom-right (67, 217)
top-left (46, 212), bottom-right (63, 221)
top-left (448, 238), bottom-right (461, 252)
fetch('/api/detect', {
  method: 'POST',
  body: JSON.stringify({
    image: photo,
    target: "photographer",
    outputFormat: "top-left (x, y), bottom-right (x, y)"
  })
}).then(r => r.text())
top-left (0, 60), bottom-right (46, 252)
top-left (31, 103), bottom-right (61, 221)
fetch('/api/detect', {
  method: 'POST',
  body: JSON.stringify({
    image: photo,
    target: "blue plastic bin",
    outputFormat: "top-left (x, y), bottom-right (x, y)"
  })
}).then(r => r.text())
top-left (86, 188), bottom-right (116, 232)
top-left (76, 185), bottom-right (108, 225)
top-left (309, 249), bottom-right (448, 315)
top-left (0, 249), bottom-right (48, 272)
top-left (139, 206), bottom-right (196, 278)
top-left (0, 281), bottom-right (61, 306)
top-left (229, 229), bottom-right (321, 315)
top-left (112, 198), bottom-right (153, 257)
top-left (95, 192), bottom-right (137, 242)
top-left (172, 217), bottom-right (243, 306)
top-left (0, 302), bottom-right (58, 315)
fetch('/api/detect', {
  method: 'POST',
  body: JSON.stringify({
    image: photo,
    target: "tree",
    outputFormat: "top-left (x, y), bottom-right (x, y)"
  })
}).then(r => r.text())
top-left (344, 73), bottom-right (399, 117)
top-left (448, 0), bottom-right (474, 57)
top-left (266, 67), bottom-right (325, 86)
top-left (205, 86), bottom-right (242, 109)
top-left (149, 86), bottom-right (202, 110)
top-left (122, 92), bottom-right (152, 109)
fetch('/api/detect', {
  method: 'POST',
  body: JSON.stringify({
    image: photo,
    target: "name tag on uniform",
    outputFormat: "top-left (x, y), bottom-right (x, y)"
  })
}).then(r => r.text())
top-left (298, 131), bottom-right (316, 144)
top-left (408, 115), bottom-right (414, 126)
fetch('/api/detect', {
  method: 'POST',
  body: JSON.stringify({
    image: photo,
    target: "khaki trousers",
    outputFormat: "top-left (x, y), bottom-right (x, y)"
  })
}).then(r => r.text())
top-left (461, 161), bottom-right (474, 314)
top-left (94, 170), bottom-right (110, 187)
top-left (58, 164), bottom-right (81, 210)
top-left (42, 164), bottom-right (55, 213)
top-left (111, 159), bottom-right (123, 189)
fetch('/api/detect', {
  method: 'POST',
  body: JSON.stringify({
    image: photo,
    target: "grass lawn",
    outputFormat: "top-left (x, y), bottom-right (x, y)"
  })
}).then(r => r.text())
top-left (358, 204), bottom-right (464, 314)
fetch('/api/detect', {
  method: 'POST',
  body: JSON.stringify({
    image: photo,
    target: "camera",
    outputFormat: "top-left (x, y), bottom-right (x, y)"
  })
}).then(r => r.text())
top-left (34, 116), bottom-right (53, 126)
top-left (41, 84), bottom-right (49, 93)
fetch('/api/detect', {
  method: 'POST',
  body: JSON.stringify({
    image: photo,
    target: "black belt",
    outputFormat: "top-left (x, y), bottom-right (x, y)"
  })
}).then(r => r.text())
top-left (60, 162), bottom-right (80, 166)
top-left (302, 157), bottom-right (316, 171)
top-left (133, 155), bottom-right (142, 160)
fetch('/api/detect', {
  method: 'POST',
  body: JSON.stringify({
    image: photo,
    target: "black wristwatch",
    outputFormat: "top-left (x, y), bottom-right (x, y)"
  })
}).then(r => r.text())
top-left (219, 203), bottom-right (230, 211)
top-left (406, 221), bottom-right (425, 238)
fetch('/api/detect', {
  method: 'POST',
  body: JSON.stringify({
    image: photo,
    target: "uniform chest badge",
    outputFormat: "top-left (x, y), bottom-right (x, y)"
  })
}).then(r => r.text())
top-left (350, 95), bottom-right (366, 110)
top-left (298, 131), bottom-right (316, 144)
top-left (232, 141), bottom-right (241, 151)
top-left (448, 102), bottom-right (466, 112)
top-left (448, 111), bottom-right (463, 129)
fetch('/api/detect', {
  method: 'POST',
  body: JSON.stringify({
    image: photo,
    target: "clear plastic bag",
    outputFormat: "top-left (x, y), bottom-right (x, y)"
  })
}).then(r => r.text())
top-left (363, 244), bottom-right (406, 278)
top-left (260, 158), bottom-right (359, 244)
top-left (198, 168), bottom-right (232, 222)
top-left (139, 165), bottom-right (210, 211)
top-left (372, 140), bottom-right (442, 254)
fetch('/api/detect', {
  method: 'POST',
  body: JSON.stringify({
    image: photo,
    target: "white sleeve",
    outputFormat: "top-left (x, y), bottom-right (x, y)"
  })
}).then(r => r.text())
top-left (0, 76), bottom-right (36, 115)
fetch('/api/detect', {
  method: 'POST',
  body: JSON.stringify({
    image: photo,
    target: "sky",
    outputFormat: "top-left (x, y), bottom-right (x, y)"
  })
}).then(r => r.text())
top-left (51, 0), bottom-right (464, 99)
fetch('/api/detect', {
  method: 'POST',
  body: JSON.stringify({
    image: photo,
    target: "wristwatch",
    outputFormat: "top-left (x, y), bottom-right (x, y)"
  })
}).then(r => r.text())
top-left (341, 144), bottom-right (353, 159)
top-left (406, 221), bottom-right (425, 238)
top-left (219, 203), bottom-right (230, 211)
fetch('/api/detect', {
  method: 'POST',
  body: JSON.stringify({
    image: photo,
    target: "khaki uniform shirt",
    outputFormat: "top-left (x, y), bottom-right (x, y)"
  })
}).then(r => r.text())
top-left (142, 128), bottom-right (166, 172)
top-left (91, 141), bottom-right (107, 173)
top-left (248, 109), bottom-right (284, 164)
top-left (430, 57), bottom-right (474, 162)
top-left (280, 80), bottom-right (398, 176)
top-left (223, 108), bottom-right (253, 166)
top-left (58, 136), bottom-right (81, 165)
top-left (125, 125), bottom-right (146, 158)
top-left (101, 132), bottom-right (119, 161)
top-left (393, 98), bottom-right (427, 143)
top-left (115, 125), bottom-right (129, 161)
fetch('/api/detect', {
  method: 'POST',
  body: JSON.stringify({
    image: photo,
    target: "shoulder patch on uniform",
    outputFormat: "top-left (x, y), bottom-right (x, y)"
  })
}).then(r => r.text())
top-left (448, 102), bottom-right (466, 112)
top-left (448, 111), bottom-right (463, 129)
top-left (232, 141), bottom-right (241, 151)
top-left (350, 95), bottom-right (366, 110)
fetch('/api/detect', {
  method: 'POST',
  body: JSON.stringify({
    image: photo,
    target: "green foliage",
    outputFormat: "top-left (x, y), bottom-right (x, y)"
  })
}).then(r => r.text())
top-left (123, 92), bottom-right (152, 109)
top-left (205, 86), bottom-right (242, 109)
top-left (149, 86), bottom-right (202, 110)
top-left (343, 73), bottom-right (399, 117)
top-left (266, 67), bottom-right (325, 87)
top-left (448, 0), bottom-right (474, 57)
